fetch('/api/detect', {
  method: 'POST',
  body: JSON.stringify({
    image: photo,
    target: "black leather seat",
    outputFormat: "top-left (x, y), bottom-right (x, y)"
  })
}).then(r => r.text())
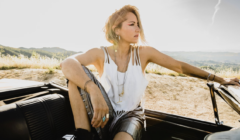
top-left (0, 94), bottom-right (75, 140)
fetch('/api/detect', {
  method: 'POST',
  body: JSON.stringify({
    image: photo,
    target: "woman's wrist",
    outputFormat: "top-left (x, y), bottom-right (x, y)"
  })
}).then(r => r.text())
top-left (206, 73), bottom-right (224, 83)
top-left (213, 75), bottom-right (224, 83)
top-left (84, 80), bottom-right (92, 91)
top-left (85, 82), bottom-right (98, 95)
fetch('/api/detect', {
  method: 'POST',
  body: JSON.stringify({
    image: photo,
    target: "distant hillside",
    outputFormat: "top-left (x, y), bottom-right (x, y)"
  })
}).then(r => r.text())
top-left (161, 51), bottom-right (240, 71)
top-left (19, 47), bottom-right (82, 53)
top-left (0, 45), bottom-right (82, 60)
top-left (163, 51), bottom-right (240, 64)
top-left (1, 44), bottom-right (240, 71)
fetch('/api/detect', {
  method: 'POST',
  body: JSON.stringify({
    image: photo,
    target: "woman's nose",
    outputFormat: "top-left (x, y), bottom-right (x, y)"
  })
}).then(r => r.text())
top-left (136, 26), bottom-right (140, 32)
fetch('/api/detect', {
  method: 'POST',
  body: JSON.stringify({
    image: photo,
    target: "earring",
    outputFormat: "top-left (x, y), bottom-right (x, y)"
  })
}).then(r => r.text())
top-left (116, 35), bottom-right (120, 41)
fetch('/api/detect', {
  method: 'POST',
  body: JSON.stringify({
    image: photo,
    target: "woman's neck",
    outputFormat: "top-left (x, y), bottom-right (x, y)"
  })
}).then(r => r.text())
top-left (113, 42), bottom-right (132, 58)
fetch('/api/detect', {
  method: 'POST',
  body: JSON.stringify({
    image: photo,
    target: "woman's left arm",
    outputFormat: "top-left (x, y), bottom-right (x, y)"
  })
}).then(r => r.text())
top-left (145, 46), bottom-right (240, 86)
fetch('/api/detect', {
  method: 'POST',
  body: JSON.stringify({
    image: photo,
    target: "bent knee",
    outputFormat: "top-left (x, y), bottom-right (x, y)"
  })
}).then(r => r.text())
top-left (67, 80), bottom-right (77, 89)
top-left (114, 132), bottom-right (133, 140)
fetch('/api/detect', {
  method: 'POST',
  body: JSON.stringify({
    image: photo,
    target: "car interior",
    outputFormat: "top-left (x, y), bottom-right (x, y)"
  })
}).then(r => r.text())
top-left (0, 80), bottom-right (233, 140)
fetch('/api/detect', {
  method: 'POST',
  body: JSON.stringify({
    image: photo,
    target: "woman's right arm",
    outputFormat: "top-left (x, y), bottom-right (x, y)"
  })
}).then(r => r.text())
top-left (61, 48), bottom-right (110, 129)
top-left (61, 48), bottom-right (101, 94)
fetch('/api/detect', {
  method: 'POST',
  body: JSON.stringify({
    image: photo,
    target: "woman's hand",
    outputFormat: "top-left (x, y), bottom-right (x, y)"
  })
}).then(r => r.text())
top-left (88, 84), bottom-right (109, 129)
top-left (219, 77), bottom-right (240, 87)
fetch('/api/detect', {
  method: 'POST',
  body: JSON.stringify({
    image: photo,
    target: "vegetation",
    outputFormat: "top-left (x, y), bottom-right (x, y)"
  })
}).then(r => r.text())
top-left (189, 60), bottom-right (240, 73)
top-left (1, 52), bottom-right (240, 78)
top-left (163, 51), bottom-right (240, 64)
top-left (0, 53), bottom-right (61, 71)
top-left (146, 62), bottom-right (240, 79)
top-left (0, 44), bottom-right (240, 78)
top-left (0, 44), bottom-right (81, 60)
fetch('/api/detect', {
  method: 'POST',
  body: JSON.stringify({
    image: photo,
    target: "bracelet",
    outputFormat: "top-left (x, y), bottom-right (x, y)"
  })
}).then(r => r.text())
top-left (207, 73), bottom-right (211, 82)
top-left (212, 75), bottom-right (215, 81)
top-left (84, 79), bottom-right (92, 92)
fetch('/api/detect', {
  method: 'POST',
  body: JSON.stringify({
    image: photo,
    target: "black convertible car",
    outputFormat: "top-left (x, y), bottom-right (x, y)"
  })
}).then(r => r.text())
top-left (0, 78), bottom-right (239, 140)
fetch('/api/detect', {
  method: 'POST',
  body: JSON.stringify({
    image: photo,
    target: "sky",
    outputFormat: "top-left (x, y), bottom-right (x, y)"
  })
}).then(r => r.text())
top-left (0, 0), bottom-right (240, 52)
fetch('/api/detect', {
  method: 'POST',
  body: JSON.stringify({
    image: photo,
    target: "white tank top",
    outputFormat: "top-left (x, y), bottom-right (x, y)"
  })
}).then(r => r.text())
top-left (99, 46), bottom-right (149, 113)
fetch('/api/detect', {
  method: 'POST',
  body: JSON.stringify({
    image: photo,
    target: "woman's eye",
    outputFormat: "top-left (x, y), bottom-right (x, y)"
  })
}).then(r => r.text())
top-left (129, 24), bottom-right (139, 27)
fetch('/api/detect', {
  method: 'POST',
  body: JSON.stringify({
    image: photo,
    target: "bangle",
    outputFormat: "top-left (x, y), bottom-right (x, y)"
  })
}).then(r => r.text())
top-left (84, 79), bottom-right (92, 92)
top-left (212, 75), bottom-right (215, 81)
top-left (207, 73), bottom-right (211, 82)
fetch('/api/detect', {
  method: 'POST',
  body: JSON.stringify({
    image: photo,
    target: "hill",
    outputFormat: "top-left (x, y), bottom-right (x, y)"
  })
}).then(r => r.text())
top-left (0, 45), bottom-right (81, 60)
top-left (162, 51), bottom-right (240, 72)
top-left (163, 51), bottom-right (240, 64)
top-left (18, 47), bottom-right (81, 53)
top-left (1, 44), bottom-right (240, 71)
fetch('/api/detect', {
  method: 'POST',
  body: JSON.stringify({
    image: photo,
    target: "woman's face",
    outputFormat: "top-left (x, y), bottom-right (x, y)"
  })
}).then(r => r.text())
top-left (116, 12), bottom-right (140, 44)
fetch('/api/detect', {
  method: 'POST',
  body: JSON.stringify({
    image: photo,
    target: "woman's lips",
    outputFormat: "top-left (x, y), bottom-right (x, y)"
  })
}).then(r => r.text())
top-left (134, 35), bottom-right (138, 37)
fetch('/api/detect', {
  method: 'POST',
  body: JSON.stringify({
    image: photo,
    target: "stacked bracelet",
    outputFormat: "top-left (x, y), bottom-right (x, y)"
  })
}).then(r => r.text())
top-left (212, 75), bottom-right (215, 81)
top-left (207, 73), bottom-right (216, 82)
top-left (84, 79), bottom-right (92, 92)
top-left (207, 73), bottom-right (211, 82)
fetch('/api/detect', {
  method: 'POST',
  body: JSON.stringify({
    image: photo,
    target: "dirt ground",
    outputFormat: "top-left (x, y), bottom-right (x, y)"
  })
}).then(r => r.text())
top-left (1, 68), bottom-right (240, 128)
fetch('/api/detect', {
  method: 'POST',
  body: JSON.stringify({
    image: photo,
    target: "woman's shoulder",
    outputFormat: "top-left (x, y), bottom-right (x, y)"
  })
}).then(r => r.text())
top-left (81, 46), bottom-right (106, 64)
top-left (85, 47), bottom-right (105, 56)
top-left (138, 45), bottom-right (152, 55)
top-left (138, 45), bottom-right (154, 65)
top-left (90, 46), bottom-right (111, 53)
top-left (95, 46), bottom-right (106, 58)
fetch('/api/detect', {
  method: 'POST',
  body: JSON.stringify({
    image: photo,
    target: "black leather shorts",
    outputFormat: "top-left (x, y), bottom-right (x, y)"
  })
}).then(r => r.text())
top-left (66, 65), bottom-right (145, 140)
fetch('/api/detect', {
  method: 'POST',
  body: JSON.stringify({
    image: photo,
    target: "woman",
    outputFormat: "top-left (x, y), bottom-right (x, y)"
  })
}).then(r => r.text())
top-left (61, 5), bottom-right (240, 140)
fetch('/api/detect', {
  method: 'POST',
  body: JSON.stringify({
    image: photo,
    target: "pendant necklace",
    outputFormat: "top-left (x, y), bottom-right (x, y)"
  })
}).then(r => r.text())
top-left (113, 45), bottom-right (131, 103)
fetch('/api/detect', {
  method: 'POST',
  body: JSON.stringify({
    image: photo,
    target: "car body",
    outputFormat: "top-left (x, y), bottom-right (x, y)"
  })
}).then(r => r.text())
top-left (0, 78), bottom-right (236, 140)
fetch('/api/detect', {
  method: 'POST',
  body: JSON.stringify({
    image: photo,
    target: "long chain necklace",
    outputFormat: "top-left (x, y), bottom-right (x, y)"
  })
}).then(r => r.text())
top-left (113, 45), bottom-right (131, 103)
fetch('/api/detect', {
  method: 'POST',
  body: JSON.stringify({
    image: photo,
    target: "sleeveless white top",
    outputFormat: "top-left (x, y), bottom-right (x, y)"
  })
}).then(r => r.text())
top-left (98, 45), bottom-right (149, 113)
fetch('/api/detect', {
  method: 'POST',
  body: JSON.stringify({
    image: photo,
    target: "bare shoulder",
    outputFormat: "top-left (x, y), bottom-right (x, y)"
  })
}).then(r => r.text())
top-left (139, 45), bottom-right (167, 62)
top-left (138, 46), bottom-right (152, 71)
top-left (139, 45), bottom-right (150, 52)
top-left (138, 45), bottom-right (152, 62)
top-left (139, 45), bottom-right (182, 73)
top-left (70, 47), bottom-right (105, 67)
top-left (94, 47), bottom-right (105, 63)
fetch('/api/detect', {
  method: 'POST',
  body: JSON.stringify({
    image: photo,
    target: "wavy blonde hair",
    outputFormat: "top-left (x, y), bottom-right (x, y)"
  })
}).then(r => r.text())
top-left (103, 5), bottom-right (147, 46)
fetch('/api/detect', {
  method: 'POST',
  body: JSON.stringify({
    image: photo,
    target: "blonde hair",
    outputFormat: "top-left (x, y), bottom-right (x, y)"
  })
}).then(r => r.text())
top-left (103, 5), bottom-right (147, 46)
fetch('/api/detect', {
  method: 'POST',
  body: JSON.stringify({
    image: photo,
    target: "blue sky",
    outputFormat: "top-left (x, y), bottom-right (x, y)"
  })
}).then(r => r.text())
top-left (0, 0), bottom-right (239, 52)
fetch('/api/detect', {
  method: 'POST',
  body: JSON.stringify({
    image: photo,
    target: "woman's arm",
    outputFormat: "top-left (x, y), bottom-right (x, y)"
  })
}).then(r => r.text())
top-left (61, 48), bottom-right (110, 128)
top-left (61, 48), bottom-right (102, 93)
top-left (145, 46), bottom-right (240, 86)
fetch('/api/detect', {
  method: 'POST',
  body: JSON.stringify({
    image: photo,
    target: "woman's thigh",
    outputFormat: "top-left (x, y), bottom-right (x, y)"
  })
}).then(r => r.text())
top-left (114, 132), bottom-right (133, 140)
top-left (111, 115), bottom-right (143, 140)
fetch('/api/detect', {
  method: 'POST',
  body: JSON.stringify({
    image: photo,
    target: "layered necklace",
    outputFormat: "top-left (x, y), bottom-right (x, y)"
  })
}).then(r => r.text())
top-left (113, 45), bottom-right (131, 103)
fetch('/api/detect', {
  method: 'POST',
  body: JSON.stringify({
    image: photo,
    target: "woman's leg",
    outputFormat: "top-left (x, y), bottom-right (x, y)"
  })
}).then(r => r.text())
top-left (113, 132), bottom-right (133, 140)
top-left (66, 65), bottom-right (115, 140)
top-left (68, 80), bottom-right (91, 131)
top-left (110, 106), bottom-right (144, 140)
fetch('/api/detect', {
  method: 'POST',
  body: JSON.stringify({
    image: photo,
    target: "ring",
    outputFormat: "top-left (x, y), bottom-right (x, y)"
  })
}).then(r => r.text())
top-left (102, 116), bottom-right (106, 122)
top-left (106, 114), bottom-right (109, 119)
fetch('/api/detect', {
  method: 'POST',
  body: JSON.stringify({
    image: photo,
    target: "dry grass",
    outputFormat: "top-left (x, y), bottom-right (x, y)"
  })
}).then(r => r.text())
top-left (0, 53), bottom-right (61, 70)
top-left (145, 62), bottom-right (186, 77)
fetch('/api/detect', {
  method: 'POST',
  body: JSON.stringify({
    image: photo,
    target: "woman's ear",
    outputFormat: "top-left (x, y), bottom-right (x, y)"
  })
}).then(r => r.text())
top-left (114, 28), bottom-right (120, 36)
